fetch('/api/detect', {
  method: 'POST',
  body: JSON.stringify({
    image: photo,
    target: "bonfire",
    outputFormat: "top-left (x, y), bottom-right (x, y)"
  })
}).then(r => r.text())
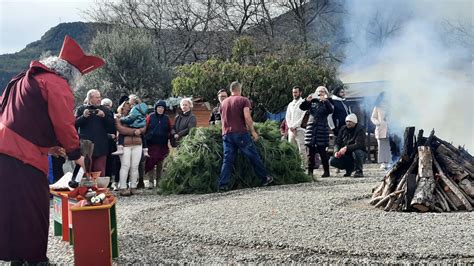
top-left (370, 127), bottom-right (473, 212)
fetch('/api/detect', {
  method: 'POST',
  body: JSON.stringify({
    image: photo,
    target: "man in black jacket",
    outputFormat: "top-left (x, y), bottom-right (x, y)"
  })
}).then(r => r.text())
top-left (329, 113), bottom-right (366, 177)
top-left (75, 89), bottom-right (115, 176)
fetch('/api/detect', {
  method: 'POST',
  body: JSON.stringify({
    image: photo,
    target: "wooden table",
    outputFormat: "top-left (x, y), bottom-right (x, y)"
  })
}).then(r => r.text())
top-left (51, 190), bottom-right (118, 265)
top-left (70, 197), bottom-right (118, 266)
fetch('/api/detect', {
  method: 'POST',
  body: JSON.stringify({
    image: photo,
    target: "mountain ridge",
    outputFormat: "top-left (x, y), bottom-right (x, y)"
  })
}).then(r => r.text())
top-left (0, 22), bottom-right (110, 91)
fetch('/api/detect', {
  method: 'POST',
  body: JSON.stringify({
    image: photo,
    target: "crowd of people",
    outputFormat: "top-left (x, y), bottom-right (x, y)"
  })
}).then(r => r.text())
top-left (66, 91), bottom-right (198, 196)
top-left (65, 82), bottom-right (391, 195)
top-left (0, 34), bottom-right (393, 264)
top-left (281, 86), bottom-right (398, 179)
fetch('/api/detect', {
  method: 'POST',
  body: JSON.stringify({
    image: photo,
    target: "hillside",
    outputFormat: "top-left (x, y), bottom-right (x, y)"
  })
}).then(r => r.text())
top-left (0, 1), bottom-right (347, 93)
top-left (0, 22), bottom-right (110, 92)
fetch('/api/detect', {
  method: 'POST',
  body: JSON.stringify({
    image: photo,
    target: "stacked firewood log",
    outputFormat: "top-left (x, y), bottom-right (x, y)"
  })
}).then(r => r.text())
top-left (370, 127), bottom-right (473, 212)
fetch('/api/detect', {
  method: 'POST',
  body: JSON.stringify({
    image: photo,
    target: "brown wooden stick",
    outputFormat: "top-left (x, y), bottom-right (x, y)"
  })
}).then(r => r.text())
top-left (402, 126), bottom-right (416, 160)
top-left (458, 185), bottom-right (474, 205)
top-left (384, 197), bottom-right (396, 211)
top-left (433, 158), bottom-right (472, 211)
top-left (438, 184), bottom-right (458, 211)
top-left (435, 189), bottom-right (448, 211)
top-left (372, 182), bottom-right (384, 199)
top-left (374, 195), bottom-right (390, 208)
top-left (395, 154), bottom-right (419, 192)
top-left (436, 144), bottom-right (474, 176)
top-left (369, 195), bottom-right (384, 205)
top-left (434, 136), bottom-right (474, 164)
top-left (435, 150), bottom-right (470, 180)
top-left (381, 163), bottom-right (400, 197)
top-left (435, 187), bottom-right (450, 212)
top-left (375, 190), bottom-right (404, 208)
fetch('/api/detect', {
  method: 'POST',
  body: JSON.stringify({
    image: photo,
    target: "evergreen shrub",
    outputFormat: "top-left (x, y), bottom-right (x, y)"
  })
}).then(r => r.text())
top-left (159, 121), bottom-right (311, 194)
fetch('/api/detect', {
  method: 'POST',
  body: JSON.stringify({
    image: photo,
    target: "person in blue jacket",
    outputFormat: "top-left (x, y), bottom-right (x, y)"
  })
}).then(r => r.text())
top-left (112, 94), bottom-right (149, 157)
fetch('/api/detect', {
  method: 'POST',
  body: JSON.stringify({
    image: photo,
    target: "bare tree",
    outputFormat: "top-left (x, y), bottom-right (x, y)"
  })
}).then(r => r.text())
top-left (366, 10), bottom-right (405, 47)
top-left (253, 0), bottom-right (283, 43)
top-left (214, 0), bottom-right (261, 35)
top-left (161, 1), bottom-right (216, 64)
top-left (85, 0), bottom-right (216, 65)
top-left (442, 19), bottom-right (473, 49)
top-left (277, 0), bottom-right (341, 46)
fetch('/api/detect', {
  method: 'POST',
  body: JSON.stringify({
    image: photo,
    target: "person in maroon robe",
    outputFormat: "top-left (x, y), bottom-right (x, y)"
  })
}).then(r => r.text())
top-left (0, 35), bottom-right (105, 264)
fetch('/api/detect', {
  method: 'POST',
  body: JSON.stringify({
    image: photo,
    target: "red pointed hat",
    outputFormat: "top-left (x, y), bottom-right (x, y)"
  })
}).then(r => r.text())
top-left (59, 35), bottom-right (105, 74)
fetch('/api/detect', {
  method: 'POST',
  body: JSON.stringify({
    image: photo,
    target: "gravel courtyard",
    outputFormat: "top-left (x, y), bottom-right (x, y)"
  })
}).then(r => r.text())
top-left (47, 164), bottom-right (473, 264)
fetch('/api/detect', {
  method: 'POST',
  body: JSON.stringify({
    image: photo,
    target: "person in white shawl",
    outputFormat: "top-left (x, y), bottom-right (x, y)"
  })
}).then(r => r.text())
top-left (371, 92), bottom-right (391, 170)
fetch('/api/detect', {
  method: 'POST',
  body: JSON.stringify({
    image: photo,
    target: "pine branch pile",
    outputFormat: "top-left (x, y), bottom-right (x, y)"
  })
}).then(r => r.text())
top-left (159, 121), bottom-right (311, 194)
top-left (370, 127), bottom-right (473, 212)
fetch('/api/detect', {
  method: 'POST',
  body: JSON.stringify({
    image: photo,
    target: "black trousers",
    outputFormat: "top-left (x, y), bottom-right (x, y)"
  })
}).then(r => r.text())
top-left (51, 156), bottom-right (65, 183)
top-left (329, 149), bottom-right (366, 173)
top-left (308, 145), bottom-right (329, 174)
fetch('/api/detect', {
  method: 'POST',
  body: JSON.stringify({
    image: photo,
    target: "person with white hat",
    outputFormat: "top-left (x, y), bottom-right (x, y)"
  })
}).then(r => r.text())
top-left (329, 113), bottom-right (367, 177)
top-left (300, 86), bottom-right (334, 178)
top-left (0, 35), bottom-right (105, 264)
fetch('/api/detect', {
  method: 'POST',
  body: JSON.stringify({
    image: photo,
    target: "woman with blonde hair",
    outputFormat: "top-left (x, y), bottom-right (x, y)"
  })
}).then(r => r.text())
top-left (115, 100), bottom-right (145, 196)
top-left (300, 86), bottom-right (334, 178)
top-left (171, 98), bottom-right (197, 147)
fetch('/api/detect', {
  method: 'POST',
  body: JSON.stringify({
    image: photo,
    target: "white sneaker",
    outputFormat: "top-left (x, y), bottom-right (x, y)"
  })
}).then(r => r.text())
top-left (380, 163), bottom-right (386, 169)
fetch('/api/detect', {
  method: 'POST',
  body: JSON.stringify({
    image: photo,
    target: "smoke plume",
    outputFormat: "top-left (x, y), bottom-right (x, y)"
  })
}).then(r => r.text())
top-left (341, 0), bottom-right (473, 151)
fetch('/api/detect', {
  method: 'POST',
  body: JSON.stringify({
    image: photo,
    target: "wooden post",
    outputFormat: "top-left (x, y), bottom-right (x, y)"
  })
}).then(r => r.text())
top-left (402, 127), bottom-right (416, 161)
top-left (415, 129), bottom-right (424, 148)
top-left (410, 146), bottom-right (436, 212)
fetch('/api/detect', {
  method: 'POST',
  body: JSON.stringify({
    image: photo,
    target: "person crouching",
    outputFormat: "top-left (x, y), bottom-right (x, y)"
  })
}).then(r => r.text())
top-left (329, 114), bottom-right (366, 177)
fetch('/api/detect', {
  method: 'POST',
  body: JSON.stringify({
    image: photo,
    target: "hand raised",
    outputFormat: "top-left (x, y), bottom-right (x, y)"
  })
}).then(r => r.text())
top-left (97, 110), bottom-right (105, 117)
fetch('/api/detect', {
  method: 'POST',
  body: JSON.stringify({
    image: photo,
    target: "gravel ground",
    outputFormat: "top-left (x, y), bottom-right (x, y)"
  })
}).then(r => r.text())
top-left (46, 164), bottom-right (473, 264)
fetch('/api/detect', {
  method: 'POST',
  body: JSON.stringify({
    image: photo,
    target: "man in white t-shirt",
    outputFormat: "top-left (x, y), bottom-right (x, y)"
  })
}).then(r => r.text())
top-left (285, 86), bottom-right (307, 168)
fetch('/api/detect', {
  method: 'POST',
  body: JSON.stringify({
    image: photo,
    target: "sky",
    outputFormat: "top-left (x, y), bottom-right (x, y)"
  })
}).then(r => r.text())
top-left (0, 0), bottom-right (96, 54)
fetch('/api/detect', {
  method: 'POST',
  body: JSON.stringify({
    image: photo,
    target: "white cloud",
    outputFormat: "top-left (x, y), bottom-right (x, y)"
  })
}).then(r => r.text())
top-left (0, 0), bottom-right (96, 54)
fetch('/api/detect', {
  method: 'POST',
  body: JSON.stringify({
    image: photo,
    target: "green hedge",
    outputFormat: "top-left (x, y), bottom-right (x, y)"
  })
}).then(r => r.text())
top-left (159, 121), bottom-right (310, 194)
top-left (172, 58), bottom-right (342, 121)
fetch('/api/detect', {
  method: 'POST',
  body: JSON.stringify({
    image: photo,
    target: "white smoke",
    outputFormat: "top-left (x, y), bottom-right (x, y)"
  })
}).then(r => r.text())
top-left (341, 0), bottom-right (474, 151)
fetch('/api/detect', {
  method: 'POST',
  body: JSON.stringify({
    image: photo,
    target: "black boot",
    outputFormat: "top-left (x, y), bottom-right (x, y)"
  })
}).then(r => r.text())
top-left (353, 170), bottom-right (364, 177)
top-left (320, 150), bottom-right (330, 177)
top-left (343, 169), bottom-right (353, 177)
top-left (321, 163), bottom-right (330, 177)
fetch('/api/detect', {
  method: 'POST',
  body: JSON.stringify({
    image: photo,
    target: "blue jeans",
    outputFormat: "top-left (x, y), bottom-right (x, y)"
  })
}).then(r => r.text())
top-left (218, 132), bottom-right (268, 188)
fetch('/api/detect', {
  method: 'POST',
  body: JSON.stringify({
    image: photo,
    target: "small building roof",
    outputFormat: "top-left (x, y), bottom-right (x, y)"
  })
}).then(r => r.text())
top-left (344, 80), bottom-right (389, 99)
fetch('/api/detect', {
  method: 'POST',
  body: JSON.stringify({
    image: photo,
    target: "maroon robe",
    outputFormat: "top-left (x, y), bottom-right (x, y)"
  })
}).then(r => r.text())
top-left (0, 61), bottom-right (80, 262)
